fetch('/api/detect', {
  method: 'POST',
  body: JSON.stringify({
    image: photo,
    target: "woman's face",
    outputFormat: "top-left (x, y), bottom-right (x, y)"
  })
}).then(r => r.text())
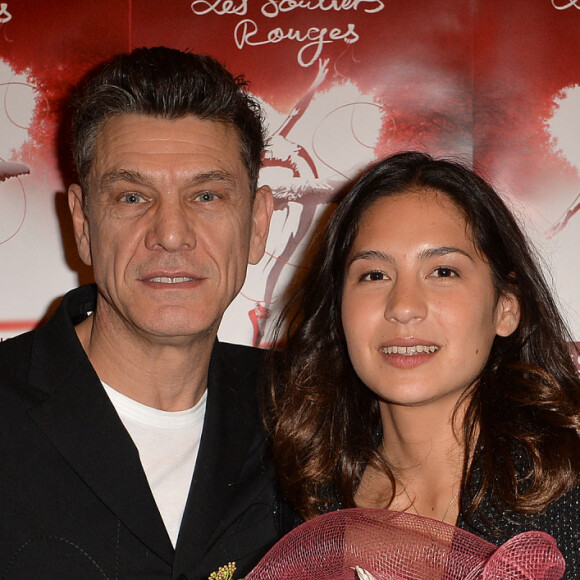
top-left (341, 189), bottom-right (519, 409)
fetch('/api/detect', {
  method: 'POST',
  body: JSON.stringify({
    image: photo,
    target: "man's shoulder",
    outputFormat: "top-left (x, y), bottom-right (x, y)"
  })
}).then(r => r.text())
top-left (214, 341), bottom-right (265, 372)
top-left (217, 341), bottom-right (265, 364)
top-left (208, 342), bottom-right (267, 405)
top-left (0, 285), bottom-right (94, 391)
top-left (0, 329), bottom-right (44, 407)
top-left (0, 328), bottom-right (35, 371)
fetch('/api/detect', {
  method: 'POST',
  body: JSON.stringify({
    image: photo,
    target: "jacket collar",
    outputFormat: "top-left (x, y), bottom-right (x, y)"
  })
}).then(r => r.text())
top-left (25, 285), bottom-right (264, 569)
top-left (174, 342), bottom-right (264, 569)
top-left (26, 285), bottom-right (174, 564)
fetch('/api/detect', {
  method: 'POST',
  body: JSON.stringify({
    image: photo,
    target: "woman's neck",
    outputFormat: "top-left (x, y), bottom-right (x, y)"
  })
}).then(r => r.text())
top-left (355, 398), bottom-right (468, 525)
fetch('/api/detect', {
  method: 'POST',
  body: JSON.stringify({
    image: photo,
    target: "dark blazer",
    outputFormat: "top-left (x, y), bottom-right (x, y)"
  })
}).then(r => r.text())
top-left (0, 285), bottom-right (282, 580)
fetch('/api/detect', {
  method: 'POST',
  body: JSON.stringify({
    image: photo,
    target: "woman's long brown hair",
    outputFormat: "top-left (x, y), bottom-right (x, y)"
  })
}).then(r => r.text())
top-left (266, 151), bottom-right (580, 521)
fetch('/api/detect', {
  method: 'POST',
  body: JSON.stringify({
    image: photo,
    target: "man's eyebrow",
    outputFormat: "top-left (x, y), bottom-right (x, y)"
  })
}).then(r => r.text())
top-left (98, 169), bottom-right (150, 190)
top-left (182, 170), bottom-right (238, 188)
top-left (97, 169), bottom-right (238, 190)
top-left (347, 246), bottom-right (474, 268)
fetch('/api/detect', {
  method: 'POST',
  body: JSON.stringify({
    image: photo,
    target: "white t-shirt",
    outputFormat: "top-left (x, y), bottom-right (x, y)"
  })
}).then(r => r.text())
top-left (102, 382), bottom-right (207, 547)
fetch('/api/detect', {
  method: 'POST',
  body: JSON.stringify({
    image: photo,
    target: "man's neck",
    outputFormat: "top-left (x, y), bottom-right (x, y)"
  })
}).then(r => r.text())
top-left (74, 312), bottom-right (215, 411)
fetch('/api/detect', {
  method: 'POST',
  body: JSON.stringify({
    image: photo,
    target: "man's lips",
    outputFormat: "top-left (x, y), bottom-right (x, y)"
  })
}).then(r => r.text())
top-left (147, 276), bottom-right (195, 284)
top-left (140, 271), bottom-right (203, 285)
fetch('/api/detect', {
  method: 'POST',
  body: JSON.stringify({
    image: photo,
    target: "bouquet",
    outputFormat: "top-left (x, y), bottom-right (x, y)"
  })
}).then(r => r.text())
top-left (211, 508), bottom-right (565, 580)
top-left (209, 563), bottom-right (377, 580)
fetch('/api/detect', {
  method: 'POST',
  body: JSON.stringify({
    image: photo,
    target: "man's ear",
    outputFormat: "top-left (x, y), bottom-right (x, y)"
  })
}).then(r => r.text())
top-left (495, 290), bottom-right (521, 337)
top-left (248, 184), bottom-right (274, 265)
top-left (68, 184), bottom-right (92, 267)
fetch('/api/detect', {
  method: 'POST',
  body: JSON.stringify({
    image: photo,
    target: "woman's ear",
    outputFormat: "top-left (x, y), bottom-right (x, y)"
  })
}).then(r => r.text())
top-left (495, 290), bottom-right (521, 337)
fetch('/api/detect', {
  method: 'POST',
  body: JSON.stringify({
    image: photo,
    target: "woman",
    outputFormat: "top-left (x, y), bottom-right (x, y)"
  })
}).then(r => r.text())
top-left (268, 151), bottom-right (580, 576)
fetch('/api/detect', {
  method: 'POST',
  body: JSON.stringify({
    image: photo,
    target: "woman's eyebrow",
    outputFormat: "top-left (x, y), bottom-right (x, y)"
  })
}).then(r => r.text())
top-left (346, 250), bottom-right (393, 268)
top-left (418, 246), bottom-right (474, 262)
top-left (347, 246), bottom-right (474, 268)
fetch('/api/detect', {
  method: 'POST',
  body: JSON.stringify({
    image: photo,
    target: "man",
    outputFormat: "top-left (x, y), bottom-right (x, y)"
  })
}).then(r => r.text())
top-left (0, 47), bottom-right (279, 579)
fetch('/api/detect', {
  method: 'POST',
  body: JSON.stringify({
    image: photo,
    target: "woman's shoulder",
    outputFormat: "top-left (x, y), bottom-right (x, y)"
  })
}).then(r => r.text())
top-left (458, 479), bottom-right (580, 579)
top-left (533, 480), bottom-right (580, 545)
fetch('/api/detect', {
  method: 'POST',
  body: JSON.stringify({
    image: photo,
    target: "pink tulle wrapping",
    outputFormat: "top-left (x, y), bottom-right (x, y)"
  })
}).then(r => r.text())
top-left (246, 509), bottom-right (565, 580)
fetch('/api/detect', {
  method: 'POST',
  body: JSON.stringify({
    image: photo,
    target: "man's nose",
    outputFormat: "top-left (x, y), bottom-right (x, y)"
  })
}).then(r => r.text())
top-left (144, 198), bottom-right (196, 252)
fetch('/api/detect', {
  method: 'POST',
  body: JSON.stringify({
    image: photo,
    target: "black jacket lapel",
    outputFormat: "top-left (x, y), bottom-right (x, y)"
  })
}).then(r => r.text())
top-left (26, 290), bottom-right (174, 565)
top-left (174, 342), bottom-right (266, 570)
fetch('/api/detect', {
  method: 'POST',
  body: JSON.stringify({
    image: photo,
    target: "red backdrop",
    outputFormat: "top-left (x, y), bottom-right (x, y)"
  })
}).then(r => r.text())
top-left (1, 0), bottom-right (579, 368)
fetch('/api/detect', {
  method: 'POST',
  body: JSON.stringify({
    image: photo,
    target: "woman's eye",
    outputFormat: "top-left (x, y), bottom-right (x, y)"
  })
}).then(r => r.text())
top-left (361, 271), bottom-right (386, 281)
top-left (432, 267), bottom-right (457, 278)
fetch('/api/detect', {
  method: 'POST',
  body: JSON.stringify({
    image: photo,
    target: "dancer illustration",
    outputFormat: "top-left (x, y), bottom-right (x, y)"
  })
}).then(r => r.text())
top-left (250, 58), bottom-right (380, 345)
top-left (545, 191), bottom-right (580, 238)
top-left (0, 160), bottom-right (28, 182)
top-left (0, 159), bottom-right (29, 243)
top-left (249, 59), bottom-right (333, 345)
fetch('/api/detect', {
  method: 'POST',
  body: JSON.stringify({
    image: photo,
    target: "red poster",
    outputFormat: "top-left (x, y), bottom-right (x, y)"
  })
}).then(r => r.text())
top-left (0, 0), bottom-right (578, 369)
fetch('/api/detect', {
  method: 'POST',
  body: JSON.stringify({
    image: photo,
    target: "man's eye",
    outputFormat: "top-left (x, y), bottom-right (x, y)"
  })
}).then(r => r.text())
top-left (196, 192), bottom-right (218, 202)
top-left (120, 193), bottom-right (144, 204)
